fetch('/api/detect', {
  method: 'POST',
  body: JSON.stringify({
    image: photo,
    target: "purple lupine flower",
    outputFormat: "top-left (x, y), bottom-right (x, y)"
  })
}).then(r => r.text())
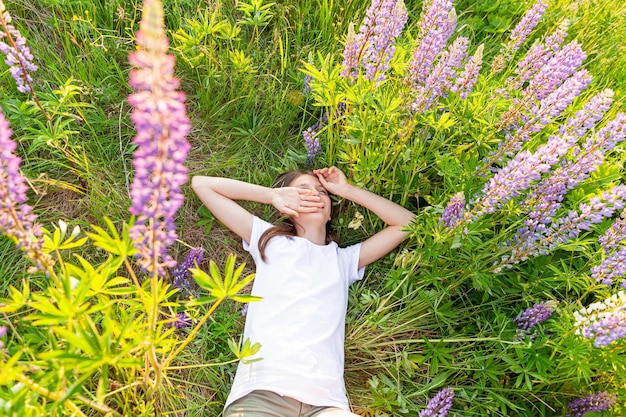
top-left (591, 247), bottom-right (626, 286)
top-left (505, 19), bottom-right (570, 90)
top-left (574, 290), bottom-right (626, 348)
top-left (514, 300), bottom-right (557, 330)
top-left (170, 247), bottom-right (204, 297)
top-left (411, 36), bottom-right (468, 113)
top-left (340, 0), bottom-right (408, 82)
top-left (469, 131), bottom-right (573, 221)
top-left (592, 209), bottom-right (626, 286)
top-left (127, 0), bottom-right (191, 276)
top-left (519, 101), bottom-right (620, 234)
top-left (303, 125), bottom-right (321, 165)
top-left (302, 74), bottom-right (312, 94)
top-left (0, 325), bottom-right (6, 349)
top-left (505, 69), bottom-right (592, 146)
top-left (451, 44), bottom-right (483, 99)
top-left (441, 191), bottom-right (465, 229)
top-left (168, 312), bottom-right (194, 329)
top-left (407, 0), bottom-right (455, 85)
top-left (507, 0), bottom-right (548, 55)
top-left (498, 184), bottom-right (626, 271)
top-left (0, 110), bottom-right (49, 270)
top-left (567, 391), bottom-right (617, 417)
top-left (418, 387), bottom-right (455, 417)
top-left (0, 6), bottom-right (38, 93)
top-left (598, 208), bottom-right (626, 253)
top-left (524, 40), bottom-right (586, 101)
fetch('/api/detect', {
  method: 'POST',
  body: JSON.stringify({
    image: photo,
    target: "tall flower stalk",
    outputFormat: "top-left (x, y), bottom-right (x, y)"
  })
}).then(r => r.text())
top-left (341, 0), bottom-right (408, 82)
top-left (127, 0), bottom-right (191, 277)
top-left (0, 110), bottom-right (52, 273)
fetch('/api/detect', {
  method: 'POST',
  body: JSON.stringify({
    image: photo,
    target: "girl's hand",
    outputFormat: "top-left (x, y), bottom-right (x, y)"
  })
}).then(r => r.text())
top-left (271, 187), bottom-right (323, 217)
top-left (314, 166), bottom-right (349, 196)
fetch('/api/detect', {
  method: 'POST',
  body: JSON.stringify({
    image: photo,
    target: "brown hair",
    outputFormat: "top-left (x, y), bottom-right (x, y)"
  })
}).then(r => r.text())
top-left (258, 170), bottom-right (338, 262)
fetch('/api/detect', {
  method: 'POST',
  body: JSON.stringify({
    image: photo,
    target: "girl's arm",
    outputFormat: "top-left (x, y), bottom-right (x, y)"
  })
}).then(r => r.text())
top-left (191, 176), bottom-right (323, 243)
top-left (315, 167), bottom-right (415, 269)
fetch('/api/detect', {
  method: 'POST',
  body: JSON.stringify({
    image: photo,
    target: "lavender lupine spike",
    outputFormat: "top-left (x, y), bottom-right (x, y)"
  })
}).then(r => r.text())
top-left (469, 130), bottom-right (574, 221)
top-left (592, 209), bottom-right (626, 286)
top-left (407, 0), bottom-right (455, 85)
top-left (451, 44), bottom-right (483, 99)
top-left (441, 191), bottom-right (465, 229)
top-left (127, 0), bottom-right (191, 276)
top-left (498, 184), bottom-right (626, 271)
top-left (514, 300), bottom-right (557, 330)
top-left (591, 247), bottom-right (626, 287)
top-left (171, 247), bottom-right (204, 297)
top-left (504, 20), bottom-right (570, 91)
top-left (0, 110), bottom-right (50, 270)
top-left (303, 125), bottom-right (321, 165)
top-left (599, 208), bottom-right (626, 252)
top-left (0, 325), bottom-right (6, 349)
top-left (504, 69), bottom-right (592, 145)
top-left (574, 291), bottom-right (626, 348)
top-left (518, 91), bottom-right (617, 228)
top-left (567, 391), bottom-right (617, 417)
top-left (507, 0), bottom-right (548, 54)
top-left (0, 2), bottom-right (38, 93)
top-left (418, 387), bottom-right (455, 417)
top-left (524, 40), bottom-right (586, 101)
top-left (411, 36), bottom-right (468, 113)
top-left (340, 0), bottom-right (408, 82)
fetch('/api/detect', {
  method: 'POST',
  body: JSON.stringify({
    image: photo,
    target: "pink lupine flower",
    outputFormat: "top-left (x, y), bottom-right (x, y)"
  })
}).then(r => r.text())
top-left (127, 0), bottom-right (191, 276)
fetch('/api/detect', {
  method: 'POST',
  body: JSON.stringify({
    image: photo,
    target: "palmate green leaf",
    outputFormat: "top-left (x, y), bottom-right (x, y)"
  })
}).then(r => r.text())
top-left (87, 217), bottom-right (137, 258)
top-left (0, 280), bottom-right (30, 313)
top-left (190, 254), bottom-right (260, 305)
top-left (228, 337), bottom-right (262, 364)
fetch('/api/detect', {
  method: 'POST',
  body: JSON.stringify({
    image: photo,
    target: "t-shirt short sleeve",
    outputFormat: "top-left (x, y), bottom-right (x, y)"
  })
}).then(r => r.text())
top-left (242, 216), bottom-right (273, 259)
top-left (338, 243), bottom-right (365, 285)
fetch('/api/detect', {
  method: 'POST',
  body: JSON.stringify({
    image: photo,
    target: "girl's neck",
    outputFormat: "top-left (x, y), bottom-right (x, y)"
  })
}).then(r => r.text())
top-left (295, 224), bottom-right (327, 246)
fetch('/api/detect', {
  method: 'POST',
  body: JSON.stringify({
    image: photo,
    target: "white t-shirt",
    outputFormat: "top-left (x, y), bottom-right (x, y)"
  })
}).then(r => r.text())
top-left (224, 216), bottom-right (365, 410)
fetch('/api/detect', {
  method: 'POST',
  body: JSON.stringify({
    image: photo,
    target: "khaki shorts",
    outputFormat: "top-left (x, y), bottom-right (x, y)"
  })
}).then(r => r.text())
top-left (223, 390), bottom-right (360, 417)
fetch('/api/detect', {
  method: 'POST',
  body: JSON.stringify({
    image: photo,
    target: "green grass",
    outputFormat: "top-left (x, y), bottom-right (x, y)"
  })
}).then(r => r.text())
top-left (2, 0), bottom-right (626, 415)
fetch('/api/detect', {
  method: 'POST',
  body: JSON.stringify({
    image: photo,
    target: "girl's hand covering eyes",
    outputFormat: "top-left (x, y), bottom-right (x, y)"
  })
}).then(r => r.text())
top-left (314, 166), bottom-right (349, 196)
top-left (271, 187), bottom-right (323, 217)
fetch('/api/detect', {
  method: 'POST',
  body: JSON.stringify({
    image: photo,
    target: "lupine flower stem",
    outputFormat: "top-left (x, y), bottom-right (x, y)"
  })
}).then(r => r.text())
top-left (0, 2), bottom-right (49, 121)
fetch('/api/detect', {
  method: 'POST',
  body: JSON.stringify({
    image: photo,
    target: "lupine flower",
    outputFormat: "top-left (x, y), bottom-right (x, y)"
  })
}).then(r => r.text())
top-left (303, 125), bottom-right (321, 165)
top-left (574, 290), bottom-right (626, 348)
top-left (591, 247), bottom-right (626, 286)
top-left (302, 74), bottom-right (312, 94)
top-left (170, 247), bottom-right (204, 297)
top-left (418, 386), bottom-right (455, 417)
top-left (301, 103), bottom-right (346, 165)
top-left (0, 325), bottom-right (6, 349)
top-left (502, 69), bottom-right (592, 149)
top-left (592, 209), bottom-right (626, 286)
top-left (514, 300), bottom-right (557, 330)
top-left (174, 312), bottom-right (193, 329)
top-left (567, 391), bottom-right (617, 417)
top-left (0, 3), bottom-right (38, 93)
top-left (508, 0), bottom-right (548, 55)
top-left (524, 41), bottom-right (586, 102)
top-left (340, 0), bottom-right (408, 82)
top-left (407, 0), bottom-right (455, 85)
top-left (504, 20), bottom-right (570, 91)
top-left (519, 103), bottom-right (621, 235)
top-left (469, 131), bottom-right (574, 221)
top-left (127, 0), bottom-right (191, 276)
top-left (598, 209), bottom-right (626, 253)
top-left (499, 184), bottom-right (626, 271)
top-left (441, 191), bottom-right (465, 229)
top-left (451, 44), bottom-right (483, 99)
top-left (411, 36), bottom-right (468, 113)
top-left (0, 110), bottom-right (50, 270)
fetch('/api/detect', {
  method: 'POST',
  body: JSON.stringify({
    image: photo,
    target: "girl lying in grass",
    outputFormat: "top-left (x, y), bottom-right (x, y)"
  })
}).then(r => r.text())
top-left (192, 166), bottom-right (414, 416)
